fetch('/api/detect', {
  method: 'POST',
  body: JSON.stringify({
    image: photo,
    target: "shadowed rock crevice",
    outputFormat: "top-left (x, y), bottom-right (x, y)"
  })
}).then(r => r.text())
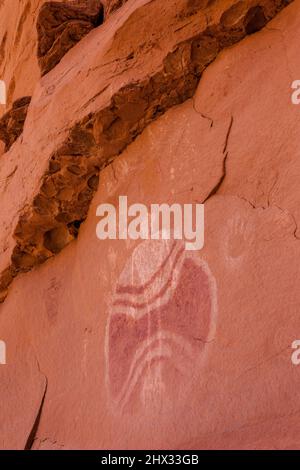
top-left (105, 0), bottom-right (128, 18)
top-left (24, 377), bottom-right (48, 450)
top-left (37, 0), bottom-right (104, 76)
top-left (0, 0), bottom-right (294, 301)
top-left (0, 96), bottom-right (31, 152)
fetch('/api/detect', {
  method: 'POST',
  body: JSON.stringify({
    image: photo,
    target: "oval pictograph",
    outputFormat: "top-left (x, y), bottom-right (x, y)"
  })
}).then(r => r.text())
top-left (105, 238), bottom-right (217, 415)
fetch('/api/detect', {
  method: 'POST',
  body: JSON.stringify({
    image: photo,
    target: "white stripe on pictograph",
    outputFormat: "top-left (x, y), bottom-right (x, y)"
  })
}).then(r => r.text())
top-left (0, 80), bottom-right (6, 105)
top-left (0, 340), bottom-right (6, 364)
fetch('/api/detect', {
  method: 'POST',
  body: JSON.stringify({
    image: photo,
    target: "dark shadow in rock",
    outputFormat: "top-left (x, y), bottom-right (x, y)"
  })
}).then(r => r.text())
top-left (0, 96), bottom-right (31, 152)
top-left (37, 0), bottom-right (104, 76)
top-left (105, 0), bottom-right (128, 18)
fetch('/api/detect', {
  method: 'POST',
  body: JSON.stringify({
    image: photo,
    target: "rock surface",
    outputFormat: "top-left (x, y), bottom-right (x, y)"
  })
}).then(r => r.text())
top-left (0, 0), bottom-right (292, 302)
top-left (0, 0), bottom-right (52, 114)
top-left (0, 96), bottom-right (31, 152)
top-left (0, 0), bottom-right (300, 451)
top-left (37, 0), bottom-right (104, 76)
top-left (105, 0), bottom-right (128, 17)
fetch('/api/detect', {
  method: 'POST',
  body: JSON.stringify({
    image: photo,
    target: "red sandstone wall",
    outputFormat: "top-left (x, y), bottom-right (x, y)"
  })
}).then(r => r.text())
top-left (1, 0), bottom-right (300, 450)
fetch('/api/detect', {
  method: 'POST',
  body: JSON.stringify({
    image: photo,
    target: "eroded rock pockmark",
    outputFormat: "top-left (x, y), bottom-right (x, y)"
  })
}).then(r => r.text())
top-left (0, 96), bottom-right (31, 152)
top-left (37, 0), bottom-right (104, 76)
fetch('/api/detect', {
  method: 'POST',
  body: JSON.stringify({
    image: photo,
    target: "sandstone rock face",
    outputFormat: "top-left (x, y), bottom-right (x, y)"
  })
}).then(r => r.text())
top-left (0, 0), bottom-right (54, 113)
top-left (37, 0), bottom-right (104, 76)
top-left (0, 0), bottom-right (292, 302)
top-left (0, 0), bottom-right (103, 111)
top-left (0, 96), bottom-right (31, 152)
top-left (105, 0), bottom-right (128, 17)
top-left (0, 0), bottom-right (300, 451)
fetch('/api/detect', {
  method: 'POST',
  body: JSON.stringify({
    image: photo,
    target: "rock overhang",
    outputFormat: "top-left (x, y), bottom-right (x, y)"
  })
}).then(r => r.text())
top-left (0, 0), bottom-right (294, 302)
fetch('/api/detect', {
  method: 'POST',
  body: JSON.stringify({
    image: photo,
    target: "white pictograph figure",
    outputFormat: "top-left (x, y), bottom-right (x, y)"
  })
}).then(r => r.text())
top-left (0, 340), bottom-right (6, 365)
top-left (0, 80), bottom-right (6, 105)
top-left (105, 238), bottom-right (217, 415)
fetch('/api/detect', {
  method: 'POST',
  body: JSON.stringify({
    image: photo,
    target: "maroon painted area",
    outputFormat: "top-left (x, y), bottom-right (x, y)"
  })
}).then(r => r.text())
top-left (108, 257), bottom-right (212, 408)
top-left (114, 245), bottom-right (185, 310)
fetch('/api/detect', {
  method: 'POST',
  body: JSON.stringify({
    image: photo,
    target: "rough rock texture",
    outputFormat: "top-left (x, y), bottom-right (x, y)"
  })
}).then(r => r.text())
top-left (0, 0), bottom-right (105, 112)
top-left (37, 0), bottom-right (104, 76)
top-left (0, 96), bottom-right (31, 152)
top-left (1, 0), bottom-right (300, 451)
top-left (0, 0), bottom-right (292, 303)
top-left (0, 0), bottom-right (53, 114)
top-left (105, 0), bottom-right (128, 17)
